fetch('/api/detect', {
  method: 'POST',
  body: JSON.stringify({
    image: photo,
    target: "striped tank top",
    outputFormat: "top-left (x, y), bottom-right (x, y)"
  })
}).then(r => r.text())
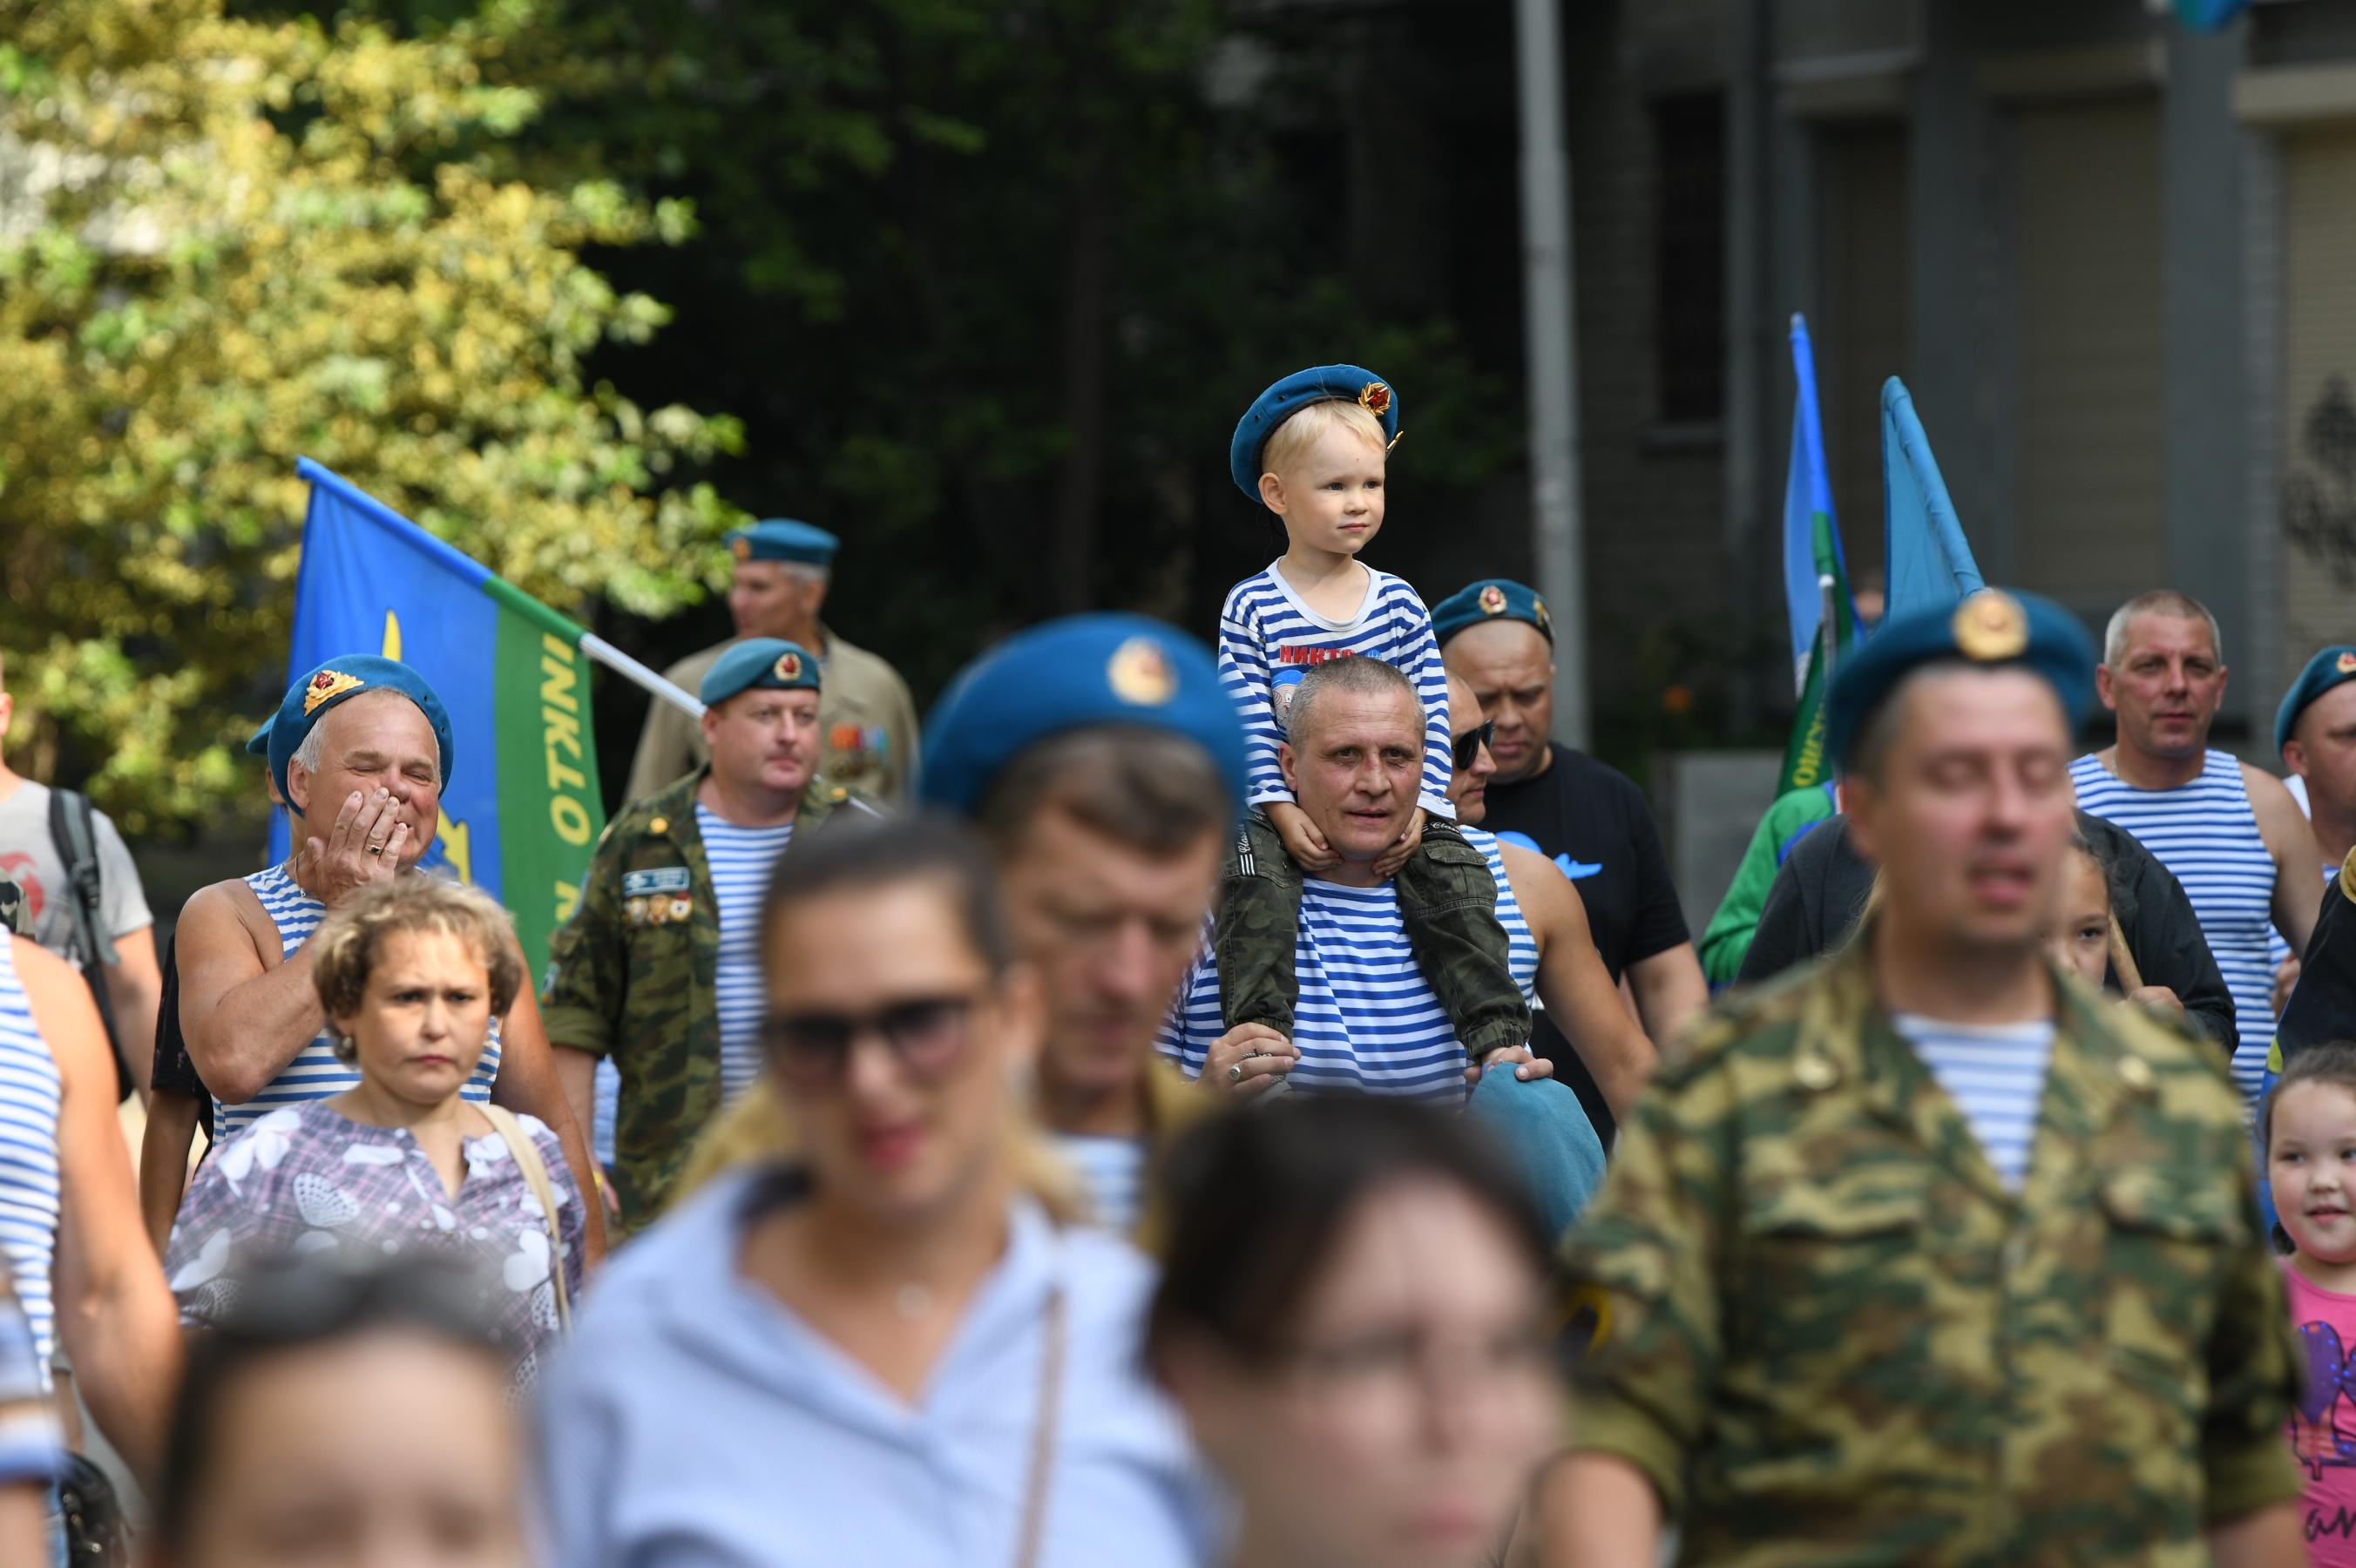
top-left (0, 936), bottom-right (62, 1368)
top-left (2070, 750), bottom-right (2278, 1102)
top-left (1156, 828), bottom-right (1540, 1103)
top-left (216, 866), bottom-right (501, 1140)
top-left (694, 805), bottom-right (795, 1099)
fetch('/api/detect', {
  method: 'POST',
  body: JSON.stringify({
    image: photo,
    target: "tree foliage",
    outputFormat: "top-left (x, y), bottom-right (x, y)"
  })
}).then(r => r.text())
top-left (0, 0), bottom-right (738, 834)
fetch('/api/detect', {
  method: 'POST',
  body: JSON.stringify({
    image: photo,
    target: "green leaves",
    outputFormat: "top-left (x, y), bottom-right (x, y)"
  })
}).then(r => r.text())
top-left (0, 0), bottom-right (734, 834)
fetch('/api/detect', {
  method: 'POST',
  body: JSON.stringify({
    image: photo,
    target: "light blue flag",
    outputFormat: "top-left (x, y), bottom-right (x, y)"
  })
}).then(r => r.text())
top-left (1880, 377), bottom-right (1983, 622)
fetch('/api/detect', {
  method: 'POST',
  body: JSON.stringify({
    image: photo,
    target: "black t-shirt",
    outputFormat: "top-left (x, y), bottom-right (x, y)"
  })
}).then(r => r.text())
top-left (1479, 744), bottom-right (1689, 1146)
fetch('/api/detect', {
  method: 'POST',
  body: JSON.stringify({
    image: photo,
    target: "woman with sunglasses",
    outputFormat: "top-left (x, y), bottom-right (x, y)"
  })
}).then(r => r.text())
top-left (1148, 1094), bottom-right (1562, 1568)
top-left (538, 814), bottom-right (1215, 1567)
top-left (146, 1254), bottom-right (528, 1568)
top-left (163, 876), bottom-right (584, 1386)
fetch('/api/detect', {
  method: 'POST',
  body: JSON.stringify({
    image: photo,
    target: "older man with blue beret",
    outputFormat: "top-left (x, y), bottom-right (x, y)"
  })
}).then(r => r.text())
top-left (175, 654), bottom-right (602, 1252)
top-left (626, 518), bottom-right (922, 806)
top-left (546, 639), bottom-right (877, 1235)
top-left (1540, 590), bottom-right (2304, 1567)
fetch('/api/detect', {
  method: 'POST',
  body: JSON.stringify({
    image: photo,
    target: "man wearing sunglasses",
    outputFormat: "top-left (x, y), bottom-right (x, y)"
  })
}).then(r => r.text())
top-left (1434, 579), bottom-right (1705, 1144)
top-left (1445, 674), bottom-right (1656, 1123)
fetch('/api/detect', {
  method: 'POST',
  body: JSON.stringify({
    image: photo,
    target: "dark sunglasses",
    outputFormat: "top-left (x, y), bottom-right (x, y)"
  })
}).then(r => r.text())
top-left (761, 994), bottom-right (980, 1086)
top-left (1452, 721), bottom-right (1495, 772)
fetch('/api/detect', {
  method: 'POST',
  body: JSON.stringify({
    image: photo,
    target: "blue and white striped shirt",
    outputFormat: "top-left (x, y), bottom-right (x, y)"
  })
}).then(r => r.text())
top-left (0, 936), bottom-right (60, 1369)
top-left (1892, 1012), bottom-right (2055, 1192)
top-left (1052, 1134), bottom-right (1149, 1235)
top-left (1157, 828), bottom-right (1537, 1101)
top-left (2071, 751), bottom-right (2279, 1104)
top-left (1216, 563), bottom-right (1455, 817)
top-left (215, 865), bottom-right (499, 1141)
top-left (695, 807), bottom-right (795, 1099)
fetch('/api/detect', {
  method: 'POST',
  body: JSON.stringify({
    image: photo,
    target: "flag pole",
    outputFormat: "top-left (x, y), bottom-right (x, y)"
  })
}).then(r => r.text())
top-left (580, 634), bottom-right (705, 720)
top-left (1817, 574), bottom-right (1840, 688)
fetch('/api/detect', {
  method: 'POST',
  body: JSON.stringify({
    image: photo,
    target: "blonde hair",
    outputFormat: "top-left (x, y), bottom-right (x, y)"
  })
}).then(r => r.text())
top-left (670, 1078), bottom-right (1088, 1225)
top-left (310, 876), bottom-right (524, 1057)
top-left (1259, 399), bottom-right (1388, 485)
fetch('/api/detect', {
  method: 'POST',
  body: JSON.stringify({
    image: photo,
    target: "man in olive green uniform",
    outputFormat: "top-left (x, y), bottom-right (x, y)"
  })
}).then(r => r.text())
top-left (626, 517), bottom-right (920, 804)
top-left (546, 638), bottom-right (876, 1233)
top-left (1540, 590), bottom-right (2305, 1567)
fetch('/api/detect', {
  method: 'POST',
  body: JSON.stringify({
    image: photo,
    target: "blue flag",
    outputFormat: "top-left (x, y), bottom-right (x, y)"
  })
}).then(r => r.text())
top-left (1782, 315), bottom-right (1849, 693)
top-left (274, 461), bottom-right (606, 978)
top-left (1880, 377), bottom-right (1983, 622)
top-left (1777, 316), bottom-right (1854, 794)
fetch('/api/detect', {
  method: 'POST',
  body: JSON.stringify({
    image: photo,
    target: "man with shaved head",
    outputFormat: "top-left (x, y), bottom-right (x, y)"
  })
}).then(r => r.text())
top-left (2071, 591), bottom-right (2325, 1106)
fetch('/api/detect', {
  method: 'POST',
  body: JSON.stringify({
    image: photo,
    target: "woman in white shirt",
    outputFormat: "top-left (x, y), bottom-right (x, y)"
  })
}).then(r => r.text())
top-left (538, 814), bottom-right (1215, 1567)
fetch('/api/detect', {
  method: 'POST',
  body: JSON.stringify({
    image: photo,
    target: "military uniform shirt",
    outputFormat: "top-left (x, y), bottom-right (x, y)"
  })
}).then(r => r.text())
top-left (1565, 934), bottom-right (2302, 1565)
top-left (626, 627), bottom-right (921, 806)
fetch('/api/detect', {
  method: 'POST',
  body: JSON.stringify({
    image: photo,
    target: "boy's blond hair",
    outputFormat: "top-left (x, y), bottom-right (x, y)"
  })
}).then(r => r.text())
top-left (1258, 398), bottom-right (1388, 487)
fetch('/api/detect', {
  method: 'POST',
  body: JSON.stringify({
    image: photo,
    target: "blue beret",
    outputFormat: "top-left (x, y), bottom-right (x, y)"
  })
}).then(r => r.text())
top-left (1432, 578), bottom-right (1554, 648)
top-left (255, 656), bottom-right (455, 808)
top-left (918, 613), bottom-right (1249, 821)
top-left (1228, 364), bottom-right (1399, 502)
top-left (2278, 645), bottom-right (2356, 758)
top-left (701, 639), bottom-right (823, 706)
top-left (727, 518), bottom-right (839, 568)
top-left (1825, 589), bottom-right (2096, 768)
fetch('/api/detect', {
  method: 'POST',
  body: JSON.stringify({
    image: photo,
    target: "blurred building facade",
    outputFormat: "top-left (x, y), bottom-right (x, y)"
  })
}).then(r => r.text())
top-left (1286, 0), bottom-right (2356, 741)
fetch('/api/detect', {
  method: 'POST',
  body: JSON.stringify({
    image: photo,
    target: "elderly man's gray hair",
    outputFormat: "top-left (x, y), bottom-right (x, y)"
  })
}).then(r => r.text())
top-left (2102, 590), bottom-right (2221, 667)
top-left (1284, 656), bottom-right (1422, 744)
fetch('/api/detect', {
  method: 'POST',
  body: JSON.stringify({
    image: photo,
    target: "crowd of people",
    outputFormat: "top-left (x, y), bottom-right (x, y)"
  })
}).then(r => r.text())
top-left (3, 361), bottom-right (2355, 1564)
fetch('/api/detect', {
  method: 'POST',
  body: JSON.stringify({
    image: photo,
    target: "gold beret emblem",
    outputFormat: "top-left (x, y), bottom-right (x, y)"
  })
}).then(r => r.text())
top-left (1952, 591), bottom-right (2029, 662)
top-left (774, 651), bottom-right (803, 683)
top-left (302, 669), bottom-right (366, 716)
top-left (2337, 651), bottom-right (2356, 675)
top-left (1533, 597), bottom-right (1551, 632)
top-left (1107, 637), bottom-right (1175, 706)
top-left (1357, 381), bottom-right (1391, 419)
top-left (1479, 585), bottom-right (1508, 617)
top-left (730, 536), bottom-right (754, 563)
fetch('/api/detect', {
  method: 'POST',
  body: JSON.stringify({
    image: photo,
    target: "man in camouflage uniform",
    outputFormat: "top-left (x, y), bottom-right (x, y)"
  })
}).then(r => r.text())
top-left (1539, 590), bottom-right (2305, 1566)
top-left (626, 518), bottom-right (920, 805)
top-left (545, 638), bottom-right (876, 1234)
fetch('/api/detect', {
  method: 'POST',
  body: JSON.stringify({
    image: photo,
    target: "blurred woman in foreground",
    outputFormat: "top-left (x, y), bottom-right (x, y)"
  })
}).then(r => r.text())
top-left (538, 814), bottom-right (1214, 1565)
top-left (1148, 1095), bottom-right (1562, 1568)
top-left (145, 1254), bottom-right (525, 1568)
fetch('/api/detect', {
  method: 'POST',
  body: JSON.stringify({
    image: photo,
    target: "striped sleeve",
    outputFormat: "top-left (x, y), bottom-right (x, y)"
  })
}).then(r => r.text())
top-left (1154, 941), bottom-right (1215, 1080)
top-left (1217, 585), bottom-right (1292, 808)
top-left (1396, 593), bottom-right (1455, 818)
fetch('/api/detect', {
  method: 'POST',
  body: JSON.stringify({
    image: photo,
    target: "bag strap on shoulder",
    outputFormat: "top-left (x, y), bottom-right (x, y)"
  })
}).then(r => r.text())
top-left (478, 1105), bottom-right (572, 1333)
top-left (47, 787), bottom-right (118, 968)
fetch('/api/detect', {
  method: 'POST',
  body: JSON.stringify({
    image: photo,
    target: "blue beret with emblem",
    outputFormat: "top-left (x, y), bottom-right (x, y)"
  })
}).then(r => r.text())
top-left (701, 639), bottom-right (823, 706)
top-left (918, 613), bottom-right (1249, 821)
top-left (727, 518), bottom-right (839, 569)
top-left (1432, 578), bottom-right (1554, 648)
top-left (1825, 588), bottom-right (2096, 768)
top-left (1229, 364), bottom-right (1400, 503)
top-left (2277, 645), bottom-right (2356, 759)
top-left (254, 655), bottom-right (455, 808)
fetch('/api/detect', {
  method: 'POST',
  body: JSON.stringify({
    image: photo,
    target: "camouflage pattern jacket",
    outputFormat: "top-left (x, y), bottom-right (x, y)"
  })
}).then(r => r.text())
top-left (1565, 929), bottom-right (2301, 1565)
top-left (541, 767), bottom-right (858, 1233)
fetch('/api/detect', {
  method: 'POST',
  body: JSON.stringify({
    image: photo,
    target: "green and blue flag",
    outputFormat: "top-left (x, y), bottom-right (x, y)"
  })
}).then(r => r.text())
top-left (273, 460), bottom-right (606, 979)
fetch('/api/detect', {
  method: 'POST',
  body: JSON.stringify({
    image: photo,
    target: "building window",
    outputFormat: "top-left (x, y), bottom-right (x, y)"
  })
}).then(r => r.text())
top-left (1654, 91), bottom-right (1726, 424)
